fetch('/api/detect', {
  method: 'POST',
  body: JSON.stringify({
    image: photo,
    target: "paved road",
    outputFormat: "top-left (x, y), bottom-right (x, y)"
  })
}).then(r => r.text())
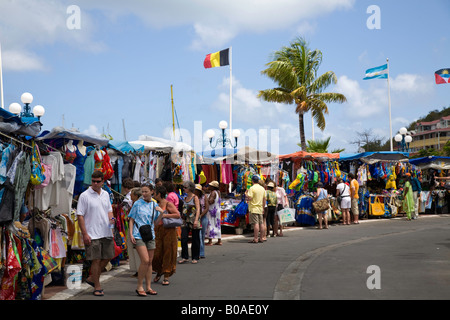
top-left (67, 215), bottom-right (450, 302)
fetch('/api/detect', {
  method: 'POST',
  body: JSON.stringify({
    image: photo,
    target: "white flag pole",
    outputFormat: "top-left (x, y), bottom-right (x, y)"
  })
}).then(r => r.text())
top-left (387, 58), bottom-right (393, 151)
top-left (229, 46), bottom-right (232, 134)
top-left (0, 42), bottom-right (4, 109)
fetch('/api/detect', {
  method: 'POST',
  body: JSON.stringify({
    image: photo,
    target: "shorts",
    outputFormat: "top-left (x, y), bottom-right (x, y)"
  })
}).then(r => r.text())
top-left (85, 237), bottom-right (115, 260)
top-left (249, 212), bottom-right (264, 225)
top-left (340, 197), bottom-right (351, 209)
top-left (134, 238), bottom-right (156, 250)
top-left (351, 198), bottom-right (359, 216)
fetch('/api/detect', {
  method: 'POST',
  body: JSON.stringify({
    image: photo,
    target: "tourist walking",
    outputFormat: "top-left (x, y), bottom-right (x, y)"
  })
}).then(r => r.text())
top-left (349, 173), bottom-right (360, 224)
top-left (274, 183), bottom-right (288, 236)
top-left (314, 182), bottom-right (329, 229)
top-left (152, 186), bottom-right (180, 286)
top-left (206, 181), bottom-right (222, 246)
top-left (127, 187), bottom-right (142, 277)
top-left (265, 182), bottom-right (278, 237)
top-left (196, 184), bottom-right (210, 258)
top-left (179, 181), bottom-right (202, 264)
top-left (403, 173), bottom-right (415, 221)
top-left (128, 183), bottom-right (160, 296)
top-left (336, 178), bottom-right (351, 225)
top-left (246, 175), bottom-right (266, 243)
top-left (77, 171), bottom-right (115, 297)
top-left (411, 174), bottom-right (422, 219)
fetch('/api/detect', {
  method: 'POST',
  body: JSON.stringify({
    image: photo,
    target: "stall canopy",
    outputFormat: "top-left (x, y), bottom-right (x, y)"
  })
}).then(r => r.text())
top-left (137, 135), bottom-right (193, 153)
top-left (339, 151), bottom-right (409, 164)
top-left (36, 126), bottom-right (110, 147)
top-left (0, 107), bottom-right (42, 137)
top-left (409, 156), bottom-right (450, 170)
top-left (107, 140), bottom-right (144, 154)
top-left (236, 146), bottom-right (278, 164)
top-left (198, 148), bottom-right (237, 164)
top-left (279, 151), bottom-right (340, 161)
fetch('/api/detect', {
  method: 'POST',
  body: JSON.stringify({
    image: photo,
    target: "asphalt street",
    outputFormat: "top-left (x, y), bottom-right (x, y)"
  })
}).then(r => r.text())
top-left (66, 215), bottom-right (450, 302)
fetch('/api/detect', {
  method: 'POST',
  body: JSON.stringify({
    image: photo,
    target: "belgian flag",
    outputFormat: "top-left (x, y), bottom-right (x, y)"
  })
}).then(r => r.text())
top-left (203, 48), bottom-right (229, 69)
top-left (435, 68), bottom-right (450, 84)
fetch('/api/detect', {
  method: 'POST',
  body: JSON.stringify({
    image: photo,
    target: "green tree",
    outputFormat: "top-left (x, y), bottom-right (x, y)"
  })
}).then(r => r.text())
top-left (298, 136), bottom-right (345, 153)
top-left (258, 37), bottom-right (347, 150)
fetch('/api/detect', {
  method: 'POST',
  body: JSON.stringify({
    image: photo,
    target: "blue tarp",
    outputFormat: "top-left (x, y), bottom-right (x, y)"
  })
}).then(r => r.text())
top-left (0, 107), bottom-right (42, 136)
top-left (37, 126), bottom-right (110, 146)
top-left (339, 151), bottom-right (409, 162)
top-left (409, 156), bottom-right (450, 165)
top-left (108, 140), bottom-right (144, 154)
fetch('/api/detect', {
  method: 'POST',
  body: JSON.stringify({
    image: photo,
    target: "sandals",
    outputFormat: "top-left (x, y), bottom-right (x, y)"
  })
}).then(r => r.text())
top-left (248, 240), bottom-right (259, 243)
top-left (178, 259), bottom-right (189, 264)
top-left (136, 289), bottom-right (147, 297)
top-left (162, 279), bottom-right (170, 286)
top-left (153, 274), bottom-right (162, 283)
top-left (93, 289), bottom-right (104, 296)
top-left (146, 289), bottom-right (158, 295)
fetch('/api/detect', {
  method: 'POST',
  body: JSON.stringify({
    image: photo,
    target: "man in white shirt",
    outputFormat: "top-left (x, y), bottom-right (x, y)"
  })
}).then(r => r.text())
top-left (77, 171), bottom-right (114, 296)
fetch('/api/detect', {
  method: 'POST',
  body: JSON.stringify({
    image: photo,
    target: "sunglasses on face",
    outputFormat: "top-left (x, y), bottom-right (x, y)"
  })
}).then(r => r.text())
top-left (92, 180), bottom-right (103, 184)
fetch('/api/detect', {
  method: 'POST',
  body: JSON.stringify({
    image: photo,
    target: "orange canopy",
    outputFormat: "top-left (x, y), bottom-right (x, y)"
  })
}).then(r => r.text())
top-left (278, 151), bottom-right (340, 161)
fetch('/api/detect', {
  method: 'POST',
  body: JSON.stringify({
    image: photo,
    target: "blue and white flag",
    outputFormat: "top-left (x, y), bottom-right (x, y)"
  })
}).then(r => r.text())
top-left (363, 64), bottom-right (388, 80)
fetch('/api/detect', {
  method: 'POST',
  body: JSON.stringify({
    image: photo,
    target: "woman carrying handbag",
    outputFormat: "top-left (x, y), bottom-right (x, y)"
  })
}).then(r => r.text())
top-left (152, 186), bottom-right (181, 286)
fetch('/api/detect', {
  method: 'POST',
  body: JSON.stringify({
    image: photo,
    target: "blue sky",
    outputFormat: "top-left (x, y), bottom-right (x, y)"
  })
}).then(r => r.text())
top-left (1, 0), bottom-right (449, 155)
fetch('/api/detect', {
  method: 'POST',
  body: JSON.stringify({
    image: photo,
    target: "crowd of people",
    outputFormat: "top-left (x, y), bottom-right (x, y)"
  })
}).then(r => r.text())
top-left (75, 167), bottom-right (423, 297)
top-left (75, 171), bottom-right (232, 297)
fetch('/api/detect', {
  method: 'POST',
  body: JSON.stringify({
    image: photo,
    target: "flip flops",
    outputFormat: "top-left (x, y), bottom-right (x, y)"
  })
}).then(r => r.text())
top-left (146, 289), bottom-right (158, 295)
top-left (162, 279), bottom-right (170, 286)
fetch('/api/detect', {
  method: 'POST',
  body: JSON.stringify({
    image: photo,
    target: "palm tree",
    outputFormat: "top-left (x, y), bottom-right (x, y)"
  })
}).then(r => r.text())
top-left (298, 137), bottom-right (345, 154)
top-left (258, 37), bottom-right (347, 150)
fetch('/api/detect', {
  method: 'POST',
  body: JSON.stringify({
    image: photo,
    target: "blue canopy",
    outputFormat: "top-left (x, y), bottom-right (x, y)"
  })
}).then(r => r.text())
top-left (339, 151), bottom-right (409, 163)
top-left (37, 126), bottom-right (110, 146)
top-left (108, 140), bottom-right (144, 154)
top-left (198, 148), bottom-right (237, 164)
top-left (0, 107), bottom-right (42, 137)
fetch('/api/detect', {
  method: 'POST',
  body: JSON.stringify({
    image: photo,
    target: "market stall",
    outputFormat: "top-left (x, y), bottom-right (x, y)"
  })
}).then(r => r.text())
top-left (339, 151), bottom-right (412, 219)
top-left (408, 156), bottom-right (450, 214)
top-left (278, 151), bottom-right (341, 226)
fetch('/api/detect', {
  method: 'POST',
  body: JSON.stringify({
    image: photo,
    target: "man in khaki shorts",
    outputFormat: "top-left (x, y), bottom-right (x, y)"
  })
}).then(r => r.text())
top-left (246, 175), bottom-right (266, 243)
top-left (77, 171), bottom-right (115, 296)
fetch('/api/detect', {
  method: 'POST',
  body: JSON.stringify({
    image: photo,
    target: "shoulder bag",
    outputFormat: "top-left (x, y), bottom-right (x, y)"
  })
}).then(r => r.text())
top-left (313, 189), bottom-right (329, 212)
top-left (162, 203), bottom-right (183, 228)
top-left (135, 205), bottom-right (155, 241)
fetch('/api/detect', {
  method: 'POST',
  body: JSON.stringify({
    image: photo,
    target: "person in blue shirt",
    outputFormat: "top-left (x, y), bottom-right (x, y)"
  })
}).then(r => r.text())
top-left (128, 183), bottom-right (161, 296)
top-left (410, 175), bottom-right (422, 220)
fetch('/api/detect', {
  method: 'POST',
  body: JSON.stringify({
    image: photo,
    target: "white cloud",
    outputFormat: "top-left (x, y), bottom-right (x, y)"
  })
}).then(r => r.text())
top-left (1, 50), bottom-right (45, 71)
top-left (333, 75), bottom-right (386, 118)
top-left (390, 73), bottom-right (433, 94)
top-left (0, 0), bottom-right (104, 71)
top-left (82, 124), bottom-right (102, 138)
top-left (76, 0), bottom-right (355, 50)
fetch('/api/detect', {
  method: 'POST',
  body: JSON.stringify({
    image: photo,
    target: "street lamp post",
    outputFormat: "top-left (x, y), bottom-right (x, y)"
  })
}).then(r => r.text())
top-left (394, 127), bottom-right (413, 152)
top-left (9, 92), bottom-right (45, 120)
top-left (206, 120), bottom-right (240, 149)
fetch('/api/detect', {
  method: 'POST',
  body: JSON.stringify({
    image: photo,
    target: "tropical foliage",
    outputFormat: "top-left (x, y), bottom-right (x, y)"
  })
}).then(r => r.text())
top-left (297, 137), bottom-right (345, 154)
top-left (258, 37), bottom-right (347, 150)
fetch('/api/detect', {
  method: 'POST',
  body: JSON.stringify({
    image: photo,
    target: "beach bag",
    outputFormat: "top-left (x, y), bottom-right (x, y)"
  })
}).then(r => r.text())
top-left (277, 207), bottom-right (296, 224)
top-left (234, 195), bottom-right (248, 217)
top-left (313, 198), bottom-right (329, 212)
top-left (30, 141), bottom-right (46, 186)
top-left (35, 162), bottom-right (51, 190)
top-left (370, 197), bottom-right (385, 216)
